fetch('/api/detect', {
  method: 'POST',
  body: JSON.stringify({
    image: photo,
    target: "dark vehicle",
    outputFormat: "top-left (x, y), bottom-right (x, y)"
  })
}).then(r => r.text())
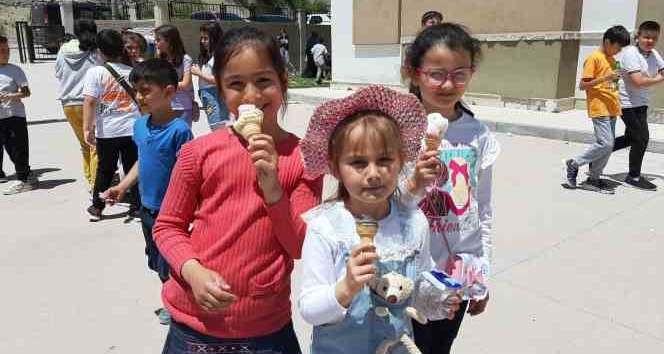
top-left (190, 11), bottom-right (218, 21)
top-left (252, 14), bottom-right (293, 23)
top-left (30, 2), bottom-right (65, 54)
top-left (219, 13), bottom-right (246, 21)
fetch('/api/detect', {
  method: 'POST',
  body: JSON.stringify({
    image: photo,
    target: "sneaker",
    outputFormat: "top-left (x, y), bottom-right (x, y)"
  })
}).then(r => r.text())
top-left (2, 177), bottom-right (36, 195)
top-left (580, 178), bottom-right (615, 194)
top-left (562, 159), bottom-right (578, 188)
top-left (86, 205), bottom-right (102, 222)
top-left (155, 307), bottom-right (172, 325)
top-left (125, 207), bottom-right (141, 223)
top-left (625, 176), bottom-right (657, 191)
top-left (0, 175), bottom-right (8, 184)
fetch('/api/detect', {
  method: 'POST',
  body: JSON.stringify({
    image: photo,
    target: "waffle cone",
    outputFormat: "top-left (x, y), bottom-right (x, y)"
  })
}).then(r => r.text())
top-left (425, 136), bottom-right (441, 151)
top-left (356, 221), bottom-right (378, 244)
top-left (240, 123), bottom-right (262, 140)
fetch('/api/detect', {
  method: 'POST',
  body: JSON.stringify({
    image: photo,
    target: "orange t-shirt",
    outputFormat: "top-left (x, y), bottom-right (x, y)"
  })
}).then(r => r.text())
top-left (582, 50), bottom-right (621, 118)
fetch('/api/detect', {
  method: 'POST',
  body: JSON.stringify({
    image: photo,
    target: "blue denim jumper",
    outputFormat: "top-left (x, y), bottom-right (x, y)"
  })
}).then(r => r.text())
top-left (199, 86), bottom-right (230, 131)
top-left (311, 223), bottom-right (421, 354)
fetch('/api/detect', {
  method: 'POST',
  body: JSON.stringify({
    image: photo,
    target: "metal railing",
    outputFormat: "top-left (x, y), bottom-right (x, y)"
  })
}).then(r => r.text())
top-left (136, 1), bottom-right (155, 20)
top-left (168, 1), bottom-right (295, 22)
top-left (168, 1), bottom-right (223, 20)
top-left (73, 1), bottom-right (129, 20)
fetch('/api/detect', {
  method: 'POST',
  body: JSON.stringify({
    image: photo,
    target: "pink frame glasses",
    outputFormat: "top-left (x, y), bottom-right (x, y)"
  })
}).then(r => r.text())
top-left (416, 67), bottom-right (475, 87)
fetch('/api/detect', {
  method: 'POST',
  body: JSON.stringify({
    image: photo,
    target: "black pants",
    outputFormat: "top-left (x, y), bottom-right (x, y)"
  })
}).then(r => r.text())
top-left (93, 136), bottom-right (139, 210)
top-left (0, 116), bottom-right (31, 181)
top-left (413, 300), bottom-right (469, 354)
top-left (613, 106), bottom-right (649, 178)
top-left (140, 207), bottom-right (170, 283)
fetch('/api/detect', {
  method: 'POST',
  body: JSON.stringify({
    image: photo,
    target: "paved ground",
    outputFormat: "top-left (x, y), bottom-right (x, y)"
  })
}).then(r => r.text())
top-left (2, 58), bottom-right (664, 353)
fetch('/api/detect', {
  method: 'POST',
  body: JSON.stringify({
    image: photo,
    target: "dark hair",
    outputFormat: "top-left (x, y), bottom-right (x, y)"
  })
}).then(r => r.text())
top-left (74, 18), bottom-right (97, 52)
top-left (155, 24), bottom-right (186, 67)
top-left (403, 23), bottom-right (482, 98)
top-left (421, 10), bottom-right (444, 26)
top-left (328, 111), bottom-right (404, 201)
top-left (212, 26), bottom-right (287, 101)
top-left (128, 58), bottom-right (178, 87)
top-left (638, 20), bottom-right (661, 35)
top-left (306, 31), bottom-right (320, 52)
top-left (96, 29), bottom-right (128, 62)
top-left (199, 22), bottom-right (223, 65)
top-left (603, 25), bottom-right (631, 46)
top-left (122, 31), bottom-right (147, 54)
top-left (0, 35), bottom-right (7, 44)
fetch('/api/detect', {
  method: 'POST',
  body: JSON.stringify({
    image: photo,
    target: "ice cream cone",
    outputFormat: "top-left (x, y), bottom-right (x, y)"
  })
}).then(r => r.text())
top-left (233, 104), bottom-right (263, 141)
top-left (425, 135), bottom-right (441, 151)
top-left (356, 219), bottom-right (378, 244)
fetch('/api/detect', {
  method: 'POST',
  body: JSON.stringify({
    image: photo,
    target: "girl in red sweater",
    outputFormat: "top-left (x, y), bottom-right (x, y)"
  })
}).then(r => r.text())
top-left (153, 27), bottom-right (323, 353)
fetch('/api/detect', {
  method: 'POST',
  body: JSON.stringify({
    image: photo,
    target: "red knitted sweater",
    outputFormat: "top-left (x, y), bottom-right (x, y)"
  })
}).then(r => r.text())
top-left (154, 128), bottom-right (323, 338)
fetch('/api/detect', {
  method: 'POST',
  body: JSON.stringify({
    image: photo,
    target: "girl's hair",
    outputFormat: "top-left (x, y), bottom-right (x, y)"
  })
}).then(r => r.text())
top-left (74, 18), bottom-right (97, 52)
top-left (155, 24), bottom-right (186, 67)
top-left (328, 111), bottom-right (405, 201)
top-left (96, 29), bottom-right (129, 63)
top-left (402, 23), bottom-right (482, 98)
top-left (122, 30), bottom-right (147, 54)
top-left (212, 26), bottom-right (287, 103)
top-left (199, 22), bottom-right (223, 65)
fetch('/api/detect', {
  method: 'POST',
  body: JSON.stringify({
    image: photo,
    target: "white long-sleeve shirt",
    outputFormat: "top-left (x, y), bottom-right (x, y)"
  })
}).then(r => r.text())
top-left (298, 199), bottom-right (434, 326)
top-left (401, 108), bottom-right (499, 279)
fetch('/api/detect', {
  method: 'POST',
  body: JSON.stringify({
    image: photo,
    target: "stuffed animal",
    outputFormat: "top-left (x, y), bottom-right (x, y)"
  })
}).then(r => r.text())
top-left (368, 272), bottom-right (426, 354)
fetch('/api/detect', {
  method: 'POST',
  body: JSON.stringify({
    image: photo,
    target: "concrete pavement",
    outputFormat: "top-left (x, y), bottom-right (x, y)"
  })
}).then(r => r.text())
top-left (2, 58), bottom-right (664, 353)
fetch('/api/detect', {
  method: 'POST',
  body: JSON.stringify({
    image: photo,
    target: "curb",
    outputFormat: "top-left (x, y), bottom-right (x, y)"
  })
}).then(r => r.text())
top-left (27, 118), bottom-right (68, 126)
top-left (290, 92), bottom-right (664, 154)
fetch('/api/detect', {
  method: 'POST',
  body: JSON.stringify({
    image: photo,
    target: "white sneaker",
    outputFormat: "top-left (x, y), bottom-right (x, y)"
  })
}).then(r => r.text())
top-left (3, 179), bottom-right (36, 195)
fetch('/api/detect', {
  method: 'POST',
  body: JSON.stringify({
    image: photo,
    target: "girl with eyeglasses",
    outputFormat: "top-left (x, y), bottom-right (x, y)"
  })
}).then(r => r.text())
top-left (400, 23), bottom-right (500, 354)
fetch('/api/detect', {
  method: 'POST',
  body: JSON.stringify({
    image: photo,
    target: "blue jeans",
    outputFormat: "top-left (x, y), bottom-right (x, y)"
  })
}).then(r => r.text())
top-left (199, 87), bottom-right (229, 131)
top-left (140, 207), bottom-right (170, 283)
top-left (162, 320), bottom-right (302, 354)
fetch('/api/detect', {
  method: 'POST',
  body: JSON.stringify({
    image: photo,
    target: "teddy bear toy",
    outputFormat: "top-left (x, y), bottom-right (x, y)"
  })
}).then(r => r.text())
top-left (368, 271), bottom-right (427, 354)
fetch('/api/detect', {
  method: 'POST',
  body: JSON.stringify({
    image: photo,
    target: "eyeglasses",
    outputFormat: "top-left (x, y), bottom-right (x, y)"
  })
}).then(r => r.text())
top-left (416, 67), bottom-right (474, 88)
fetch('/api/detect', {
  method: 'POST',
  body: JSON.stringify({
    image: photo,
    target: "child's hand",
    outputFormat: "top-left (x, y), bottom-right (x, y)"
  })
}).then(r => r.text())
top-left (467, 291), bottom-right (489, 316)
top-left (248, 134), bottom-right (283, 205)
top-left (191, 64), bottom-right (201, 76)
top-left (84, 129), bottom-right (96, 147)
top-left (182, 259), bottom-right (238, 314)
top-left (101, 185), bottom-right (127, 206)
top-left (410, 150), bottom-right (441, 195)
top-left (606, 71), bottom-right (621, 82)
top-left (0, 92), bottom-right (14, 103)
top-left (336, 243), bottom-right (379, 308)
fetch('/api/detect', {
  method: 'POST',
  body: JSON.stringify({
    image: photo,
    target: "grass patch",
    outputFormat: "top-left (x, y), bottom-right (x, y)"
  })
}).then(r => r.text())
top-left (288, 76), bottom-right (330, 89)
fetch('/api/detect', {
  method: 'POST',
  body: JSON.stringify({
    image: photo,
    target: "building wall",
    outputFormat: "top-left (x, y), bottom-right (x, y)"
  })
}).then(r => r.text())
top-left (332, 0), bottom-right (402, 86)
top-left (636, 0), bottom-right (664, 111)
top-left (0, 3), bottom-right (30, 41)
top-left (400, 0), bottom-right (582, 37)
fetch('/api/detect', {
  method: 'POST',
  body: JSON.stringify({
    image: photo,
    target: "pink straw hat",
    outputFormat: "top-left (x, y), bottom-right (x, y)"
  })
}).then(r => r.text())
top-left (300, 85), bottom-right (427, 178)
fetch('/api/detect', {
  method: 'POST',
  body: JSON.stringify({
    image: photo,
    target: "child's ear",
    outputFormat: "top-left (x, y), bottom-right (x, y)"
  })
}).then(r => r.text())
top-left (165, 84), bottom-right (177, 97)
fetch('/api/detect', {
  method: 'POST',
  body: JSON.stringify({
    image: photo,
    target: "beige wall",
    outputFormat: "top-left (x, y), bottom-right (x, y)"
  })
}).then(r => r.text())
top-left (0, 4), bottom-right (30, 41)
top-left (470, 41), bottom-right (577, 99)
top-left (353, 0), bottom-right (400, 44)
top-left (401, 0), bottom-right (582, 37)
top-left (636, 0), bottom-right (664, 110)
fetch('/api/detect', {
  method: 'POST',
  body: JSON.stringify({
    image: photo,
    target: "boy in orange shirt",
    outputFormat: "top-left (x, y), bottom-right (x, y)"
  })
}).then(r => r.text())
top-left (564, 25), bottom-right (630, 194)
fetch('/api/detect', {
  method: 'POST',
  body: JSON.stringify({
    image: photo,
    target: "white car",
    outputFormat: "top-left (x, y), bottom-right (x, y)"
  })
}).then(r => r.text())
top-left (307, 13), bottom-right (331, 25)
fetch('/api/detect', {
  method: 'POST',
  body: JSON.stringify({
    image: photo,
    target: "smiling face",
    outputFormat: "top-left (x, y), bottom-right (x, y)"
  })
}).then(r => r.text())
top-left (331, 115), bottom-right (403, 219)
top-left (218, 45), bottom-right (287, 127)
top-left (412, 44), bottom-right (473, 114)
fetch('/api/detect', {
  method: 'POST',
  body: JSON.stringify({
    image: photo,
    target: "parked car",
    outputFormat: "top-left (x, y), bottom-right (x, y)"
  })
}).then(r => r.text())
top-left (253, 14), bottom-right (293, 23)
top-left (218, 13), bottom-right (247, 22)
top-left (190, 11), bottom-right (218, 21)
top-left (307, 13), bottom-right (331, 25)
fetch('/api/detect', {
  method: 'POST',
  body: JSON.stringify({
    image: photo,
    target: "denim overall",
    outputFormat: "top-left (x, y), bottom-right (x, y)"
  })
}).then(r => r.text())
top-left (312, 221), bottom-right (421, 354)
top-left (199, 86), bottom-right (230, 131)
